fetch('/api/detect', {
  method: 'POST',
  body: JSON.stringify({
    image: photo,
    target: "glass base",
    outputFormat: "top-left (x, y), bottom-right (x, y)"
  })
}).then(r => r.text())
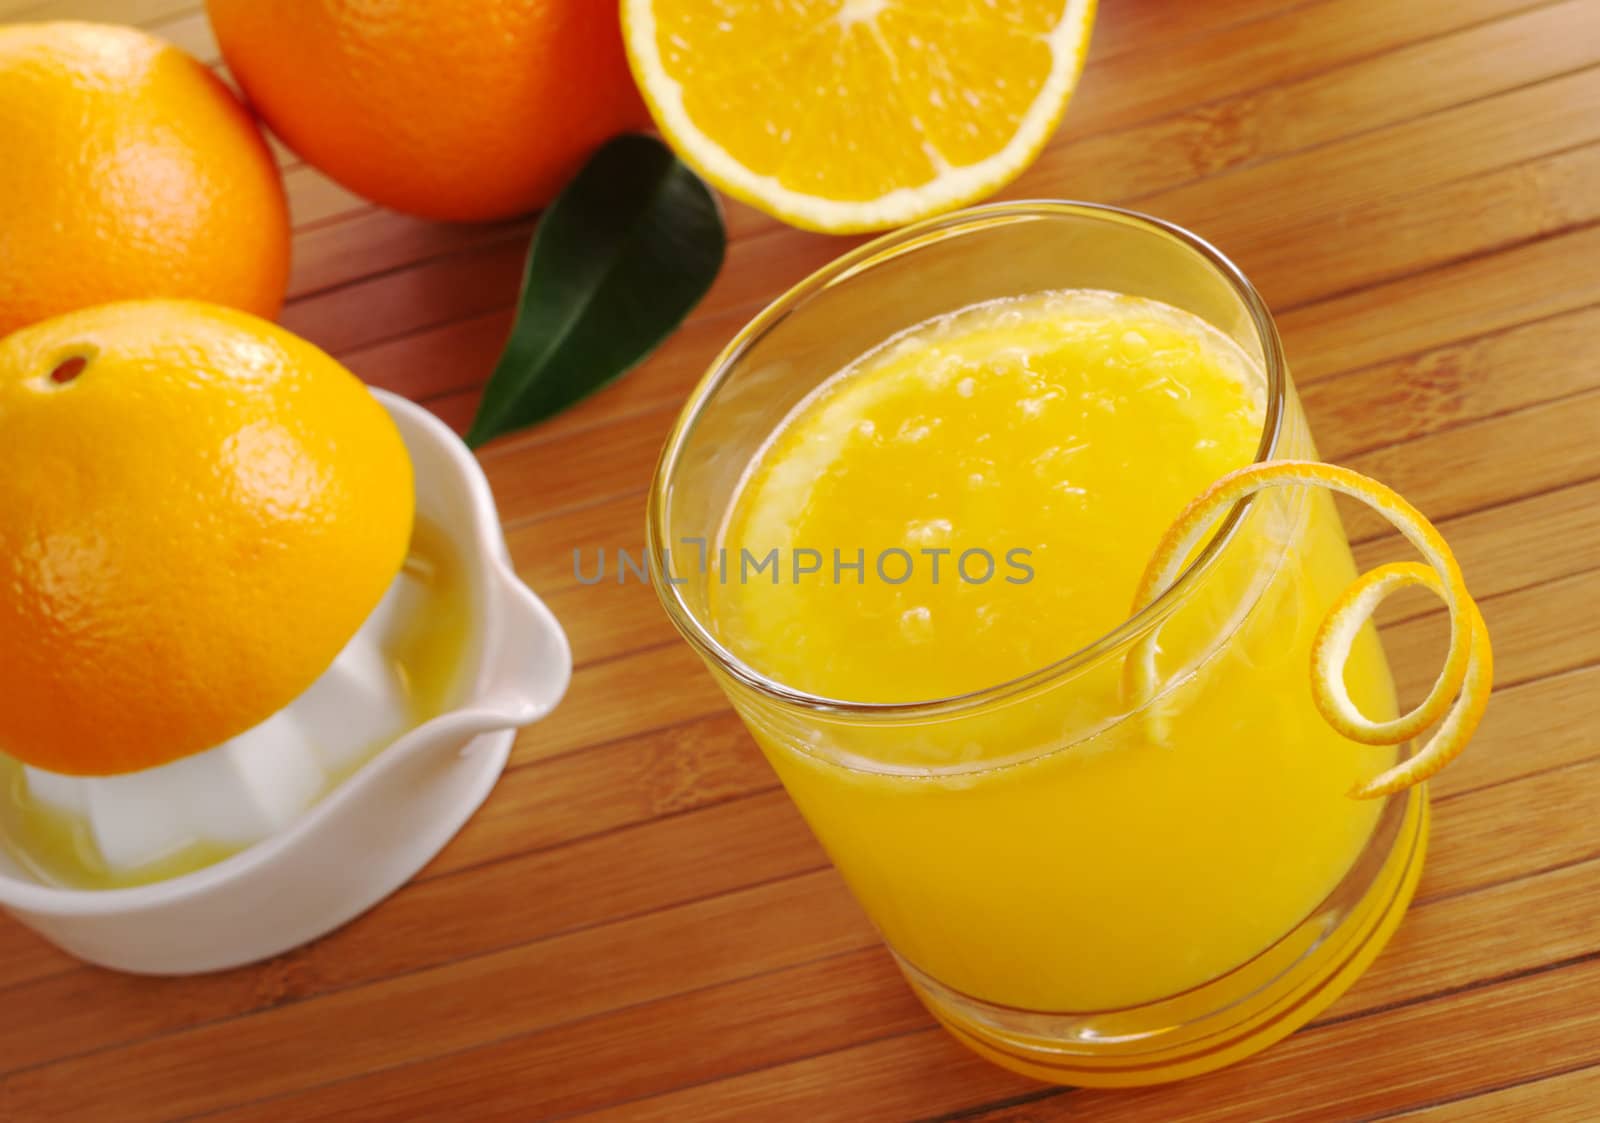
top-left (901, 787), bottom-right (1429, 1088)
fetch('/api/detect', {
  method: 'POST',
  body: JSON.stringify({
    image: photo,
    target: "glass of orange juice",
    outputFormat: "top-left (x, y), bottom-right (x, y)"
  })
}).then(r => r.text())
top-left (647, 202), bottom-right (1428, 1085)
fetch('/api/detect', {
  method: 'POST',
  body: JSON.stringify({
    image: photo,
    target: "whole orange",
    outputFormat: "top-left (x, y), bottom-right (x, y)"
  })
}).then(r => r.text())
top-left (0, 22), bottom-right (290, 341)
top-left (208, 0), bottom-right (651, 222)
top-left (0, 301), bottom-right (415, 777)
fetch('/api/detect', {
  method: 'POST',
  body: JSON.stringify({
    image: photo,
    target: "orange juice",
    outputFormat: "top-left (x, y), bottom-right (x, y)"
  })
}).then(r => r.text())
top-left (708, 290), bottom-right (1400, 1014)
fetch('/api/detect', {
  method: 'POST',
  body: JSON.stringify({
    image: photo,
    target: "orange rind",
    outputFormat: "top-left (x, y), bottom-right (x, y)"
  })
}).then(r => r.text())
top-left (1125, 460), bottom-right (1493, 799)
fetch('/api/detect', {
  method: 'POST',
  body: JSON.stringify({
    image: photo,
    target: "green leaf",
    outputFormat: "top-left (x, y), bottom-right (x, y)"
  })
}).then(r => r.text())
top-left (465, 134), bottom-right (725, 448)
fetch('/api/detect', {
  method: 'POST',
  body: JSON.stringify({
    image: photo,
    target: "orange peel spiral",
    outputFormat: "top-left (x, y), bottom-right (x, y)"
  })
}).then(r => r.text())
top-left (1125, 460), bottom-right (1493, 799)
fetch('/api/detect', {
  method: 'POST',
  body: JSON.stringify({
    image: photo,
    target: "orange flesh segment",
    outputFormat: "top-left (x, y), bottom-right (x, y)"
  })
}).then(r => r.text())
top-left (643, 0), bottom-right (1079, 203)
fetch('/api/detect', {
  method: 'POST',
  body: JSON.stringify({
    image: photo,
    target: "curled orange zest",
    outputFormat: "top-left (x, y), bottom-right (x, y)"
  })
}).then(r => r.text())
top-left (1124, 460), bottom-right (1493, 799)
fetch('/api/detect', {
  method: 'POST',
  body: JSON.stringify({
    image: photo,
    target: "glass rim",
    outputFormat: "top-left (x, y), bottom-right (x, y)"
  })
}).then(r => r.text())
top-left (646, 199), bottom-right (1288, 720)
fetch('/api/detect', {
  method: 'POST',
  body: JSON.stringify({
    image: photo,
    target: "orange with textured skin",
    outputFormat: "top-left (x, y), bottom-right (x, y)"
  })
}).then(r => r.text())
top-left (0, 301), bottom-right (414, 777)
top-left (207, 0), bottom-right (650, 222)
top-left (0, 22), bottom-right (290, 340)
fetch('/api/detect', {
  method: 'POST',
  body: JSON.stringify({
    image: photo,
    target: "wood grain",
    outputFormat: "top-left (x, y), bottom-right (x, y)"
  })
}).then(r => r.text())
top-left (580, 953), bottom-right (1600, 1122)
top-left (188, 851), bottom-right (1600, 1123)
top-left (2, 1), bottom-right (1597, 1120)
top-left (1035, 0), bottom-right (1599, 205)
top-left (1390, 1066), bottom-right (1600, 1120)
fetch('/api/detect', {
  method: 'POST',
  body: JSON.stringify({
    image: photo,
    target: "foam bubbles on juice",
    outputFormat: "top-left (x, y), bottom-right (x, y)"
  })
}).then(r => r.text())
top-left (711, 288), bottom-right (1271, 706)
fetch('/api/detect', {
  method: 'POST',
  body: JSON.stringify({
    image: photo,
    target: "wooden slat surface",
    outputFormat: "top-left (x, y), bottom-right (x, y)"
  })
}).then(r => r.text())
top-left (3, 1), bottom-right (1598, 1119)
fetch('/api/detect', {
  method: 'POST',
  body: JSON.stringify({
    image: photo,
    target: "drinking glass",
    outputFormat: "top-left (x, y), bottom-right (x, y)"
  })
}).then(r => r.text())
top-left (647, 202), bottom-right (1426, 1085)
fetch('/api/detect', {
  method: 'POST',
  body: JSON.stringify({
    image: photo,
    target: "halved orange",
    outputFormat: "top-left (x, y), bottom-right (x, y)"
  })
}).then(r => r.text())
top-left (622, 0), bottom-right (1097, 233)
